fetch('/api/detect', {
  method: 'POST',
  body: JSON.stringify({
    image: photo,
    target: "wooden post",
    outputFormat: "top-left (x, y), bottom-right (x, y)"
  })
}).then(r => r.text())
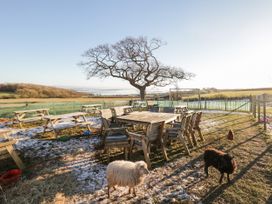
top-left (225, 99), bottom-right (227, 111)
top-left (249, 95), bottom-right (253, 112)
top-left (252, 96), bottom-right (257, 118)
top-left (257, 97), bottom-right (261, 122)
top-left (263, 94), bottom-right (267, 131)
top-left (198, 89), bottom-right (201, 109)
top-left (204, 99), bottom-right (207, 110)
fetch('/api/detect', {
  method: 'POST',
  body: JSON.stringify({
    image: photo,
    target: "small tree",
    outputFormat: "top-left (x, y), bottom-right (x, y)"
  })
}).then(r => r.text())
top-left (79, 36), bottom-right (194, 100)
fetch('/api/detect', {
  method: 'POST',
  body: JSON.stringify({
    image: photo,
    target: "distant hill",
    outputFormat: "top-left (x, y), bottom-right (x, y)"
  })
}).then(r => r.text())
top-left (0, 83), bottom-right (90, 99)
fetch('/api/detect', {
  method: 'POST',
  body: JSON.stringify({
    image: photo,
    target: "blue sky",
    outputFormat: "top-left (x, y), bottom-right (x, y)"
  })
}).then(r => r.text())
top-left (1, 0), bottom-right (272, 92)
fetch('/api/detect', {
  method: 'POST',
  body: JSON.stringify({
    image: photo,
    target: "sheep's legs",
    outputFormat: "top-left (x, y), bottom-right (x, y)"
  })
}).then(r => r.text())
top-left (108, 186), bottom-right (110, 198)
top-left (204, 164), bottom-right (209, 177)
top-left (227, 174), bottom-right (230, 183)
top-left (219, 173), bottom-right (224, 183)
top-left (108, 186), bottom-right (116, 198)
top-left (133, 188), bottom-right (136, 196)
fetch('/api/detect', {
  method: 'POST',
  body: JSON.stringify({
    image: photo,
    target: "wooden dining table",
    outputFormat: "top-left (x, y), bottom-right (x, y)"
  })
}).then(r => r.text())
top-left (116, 111), bottom-right (180, 124)
top-left (116, 111), bottom-right (180, 166)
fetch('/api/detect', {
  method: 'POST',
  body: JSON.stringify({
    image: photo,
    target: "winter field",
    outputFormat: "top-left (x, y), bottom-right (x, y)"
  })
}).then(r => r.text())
top-left (0, 112), bottom-right (271, 203)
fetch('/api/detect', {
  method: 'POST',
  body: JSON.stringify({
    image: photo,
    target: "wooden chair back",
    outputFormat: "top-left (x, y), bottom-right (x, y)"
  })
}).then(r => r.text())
top-left (184, 115), bottom-right (192, 132)
top-left (99, 109), bottom-right (113, 129)
top-left (146, 122), bottom-right (164, 142)
top-left (111, 106), bottom-right (125, 117)
top-left (194, 112), bottom-right (202, 129)
top-left (124, 107), bottom-right (134, 115)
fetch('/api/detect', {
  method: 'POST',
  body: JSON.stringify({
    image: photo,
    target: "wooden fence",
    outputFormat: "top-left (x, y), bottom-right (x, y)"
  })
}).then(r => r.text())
top-left (252, 94), bottom-right (272, 131)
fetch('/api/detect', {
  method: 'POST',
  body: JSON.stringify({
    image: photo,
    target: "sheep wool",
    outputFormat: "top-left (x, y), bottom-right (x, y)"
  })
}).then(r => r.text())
top-left (106, 160), bottom-right (149, 198)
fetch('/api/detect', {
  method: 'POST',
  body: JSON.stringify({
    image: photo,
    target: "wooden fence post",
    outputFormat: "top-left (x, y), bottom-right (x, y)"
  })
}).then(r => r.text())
top-left (263, 94), bottom-right (267, 131)
top-left (225, 99), bottom-right (227, 111)
top-left (252, 96), bottom-right (256, 118)
top-left (257, 96), bottom-right (261, 122)
top-left (198, 90), bottom-right (201, 109)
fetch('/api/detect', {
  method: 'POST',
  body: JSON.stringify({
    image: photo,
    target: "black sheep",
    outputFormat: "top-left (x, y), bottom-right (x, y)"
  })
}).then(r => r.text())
top-left (204, 147), bottom-right (237, 183)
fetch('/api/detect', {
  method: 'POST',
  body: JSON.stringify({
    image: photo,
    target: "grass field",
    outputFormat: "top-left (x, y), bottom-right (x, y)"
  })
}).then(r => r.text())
top-left (186, 88), bottom-right (272, 100)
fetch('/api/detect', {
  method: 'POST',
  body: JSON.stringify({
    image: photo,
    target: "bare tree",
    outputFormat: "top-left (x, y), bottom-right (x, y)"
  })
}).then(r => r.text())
top-left (79, 36), bottom-right (194, 100)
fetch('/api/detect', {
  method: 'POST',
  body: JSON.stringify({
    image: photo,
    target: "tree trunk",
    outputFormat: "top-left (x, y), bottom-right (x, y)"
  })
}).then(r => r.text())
top-left (139, 87), bottom-right (146, 100)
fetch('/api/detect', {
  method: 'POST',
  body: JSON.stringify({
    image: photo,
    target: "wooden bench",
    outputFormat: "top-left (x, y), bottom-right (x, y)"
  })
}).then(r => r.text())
top-left (14, 108), bottom-right (49, 128)
top-left (0, 130), bottom-right (25, 169)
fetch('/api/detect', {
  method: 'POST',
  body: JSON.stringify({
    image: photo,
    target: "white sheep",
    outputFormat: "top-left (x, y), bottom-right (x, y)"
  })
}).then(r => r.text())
top-left (106, 160), bottom-right (149, 198)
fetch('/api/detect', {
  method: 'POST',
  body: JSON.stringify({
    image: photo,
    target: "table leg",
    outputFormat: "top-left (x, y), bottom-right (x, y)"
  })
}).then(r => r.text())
top-left (6, 145), bottom-right (25, 170)
top-left (15, 114), bottom-right (23, 128)
top-left (142, 138), bottom-right (151, 169)
top-left (159, 122), bottom-right (169, 161)
top-left (51, 119), bottom-right (59, 138)
top-left (82, 115), bottom-right (92, 132)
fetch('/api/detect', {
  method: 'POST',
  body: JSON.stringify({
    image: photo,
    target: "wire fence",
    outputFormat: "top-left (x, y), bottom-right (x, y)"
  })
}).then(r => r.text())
top-left (0, 98), bottom-right (251, 118)
top-left (155, 99), bottom-right (251, 112)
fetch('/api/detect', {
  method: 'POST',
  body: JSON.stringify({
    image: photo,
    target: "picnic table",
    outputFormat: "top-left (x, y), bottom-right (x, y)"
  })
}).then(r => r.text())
top-left (43, 112), bottom-right (92, 138)
top-left (14, 108), bottom-right (49, 128)
top-left (116, 111), bottom-right (180, 166)
top-left (0, 129), bottom-right (25, 169)
top-left (81, 104), bottom-right (102, 113)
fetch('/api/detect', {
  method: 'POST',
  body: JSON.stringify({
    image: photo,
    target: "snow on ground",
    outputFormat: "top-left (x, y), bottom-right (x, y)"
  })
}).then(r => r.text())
top-left (0, 116), bottom-right (107, 194)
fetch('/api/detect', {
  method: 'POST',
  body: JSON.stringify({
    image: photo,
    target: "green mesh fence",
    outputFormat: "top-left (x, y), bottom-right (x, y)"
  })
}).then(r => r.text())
top-left (0, 99), bottom-right (251, 118)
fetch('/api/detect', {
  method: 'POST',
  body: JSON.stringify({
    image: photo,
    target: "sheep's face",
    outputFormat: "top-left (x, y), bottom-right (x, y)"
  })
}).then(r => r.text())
top-left (135, 161), bottom-right (149, 176)
top-left (223, 154), bottom-right (237, 173)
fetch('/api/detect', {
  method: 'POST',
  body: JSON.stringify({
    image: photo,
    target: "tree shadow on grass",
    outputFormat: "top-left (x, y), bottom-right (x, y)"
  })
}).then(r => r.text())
top-left (201, 145), bottom-right (272, 204)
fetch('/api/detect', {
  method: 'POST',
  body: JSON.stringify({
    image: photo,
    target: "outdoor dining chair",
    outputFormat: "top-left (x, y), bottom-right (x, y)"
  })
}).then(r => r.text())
top-left (99, 109), bottom-right (125, 135)
top-left (127, 122), bottom-right (166, 168)
top-left (103, 128), bottom-right (130, 162)
top-left (193, 112), bottom-right (204, 141)
top-left (164, 115), bottom-right (193, 155)
top-left (99, 109), bottom-right (130, 161)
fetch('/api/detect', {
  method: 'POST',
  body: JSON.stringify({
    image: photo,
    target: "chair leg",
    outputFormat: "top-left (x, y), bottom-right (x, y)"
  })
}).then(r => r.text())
top-left (124, 147), bottom-right (128, 160)
top-left (129, 140), bottom-right (134, 155)
top-left (186, 131), bottom-right (194, 147)
top-left (191, 130), bottom-right (198, 146)
top-left (179, 135), bottom-right (190, 155)
top-left (197, 128), bottom-right (204, 141)
top-left (142, 140), bottom-right (151, 169)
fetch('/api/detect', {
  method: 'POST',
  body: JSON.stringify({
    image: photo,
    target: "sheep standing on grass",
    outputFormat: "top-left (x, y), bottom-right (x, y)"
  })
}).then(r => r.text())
top-left (106, 160), bottom-right (149, 198)
top-left (204, 147), bottom-right (237, 183)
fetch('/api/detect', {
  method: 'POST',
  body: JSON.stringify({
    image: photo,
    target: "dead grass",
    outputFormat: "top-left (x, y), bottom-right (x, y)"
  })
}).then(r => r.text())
top-left (1, 113), bottom-right (271, 203)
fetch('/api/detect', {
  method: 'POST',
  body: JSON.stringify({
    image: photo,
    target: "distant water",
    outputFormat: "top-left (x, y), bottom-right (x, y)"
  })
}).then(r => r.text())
top-left (72, 87), bottom-right (139, 96)
top-left (70, 87), bottom-right (167, 96)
